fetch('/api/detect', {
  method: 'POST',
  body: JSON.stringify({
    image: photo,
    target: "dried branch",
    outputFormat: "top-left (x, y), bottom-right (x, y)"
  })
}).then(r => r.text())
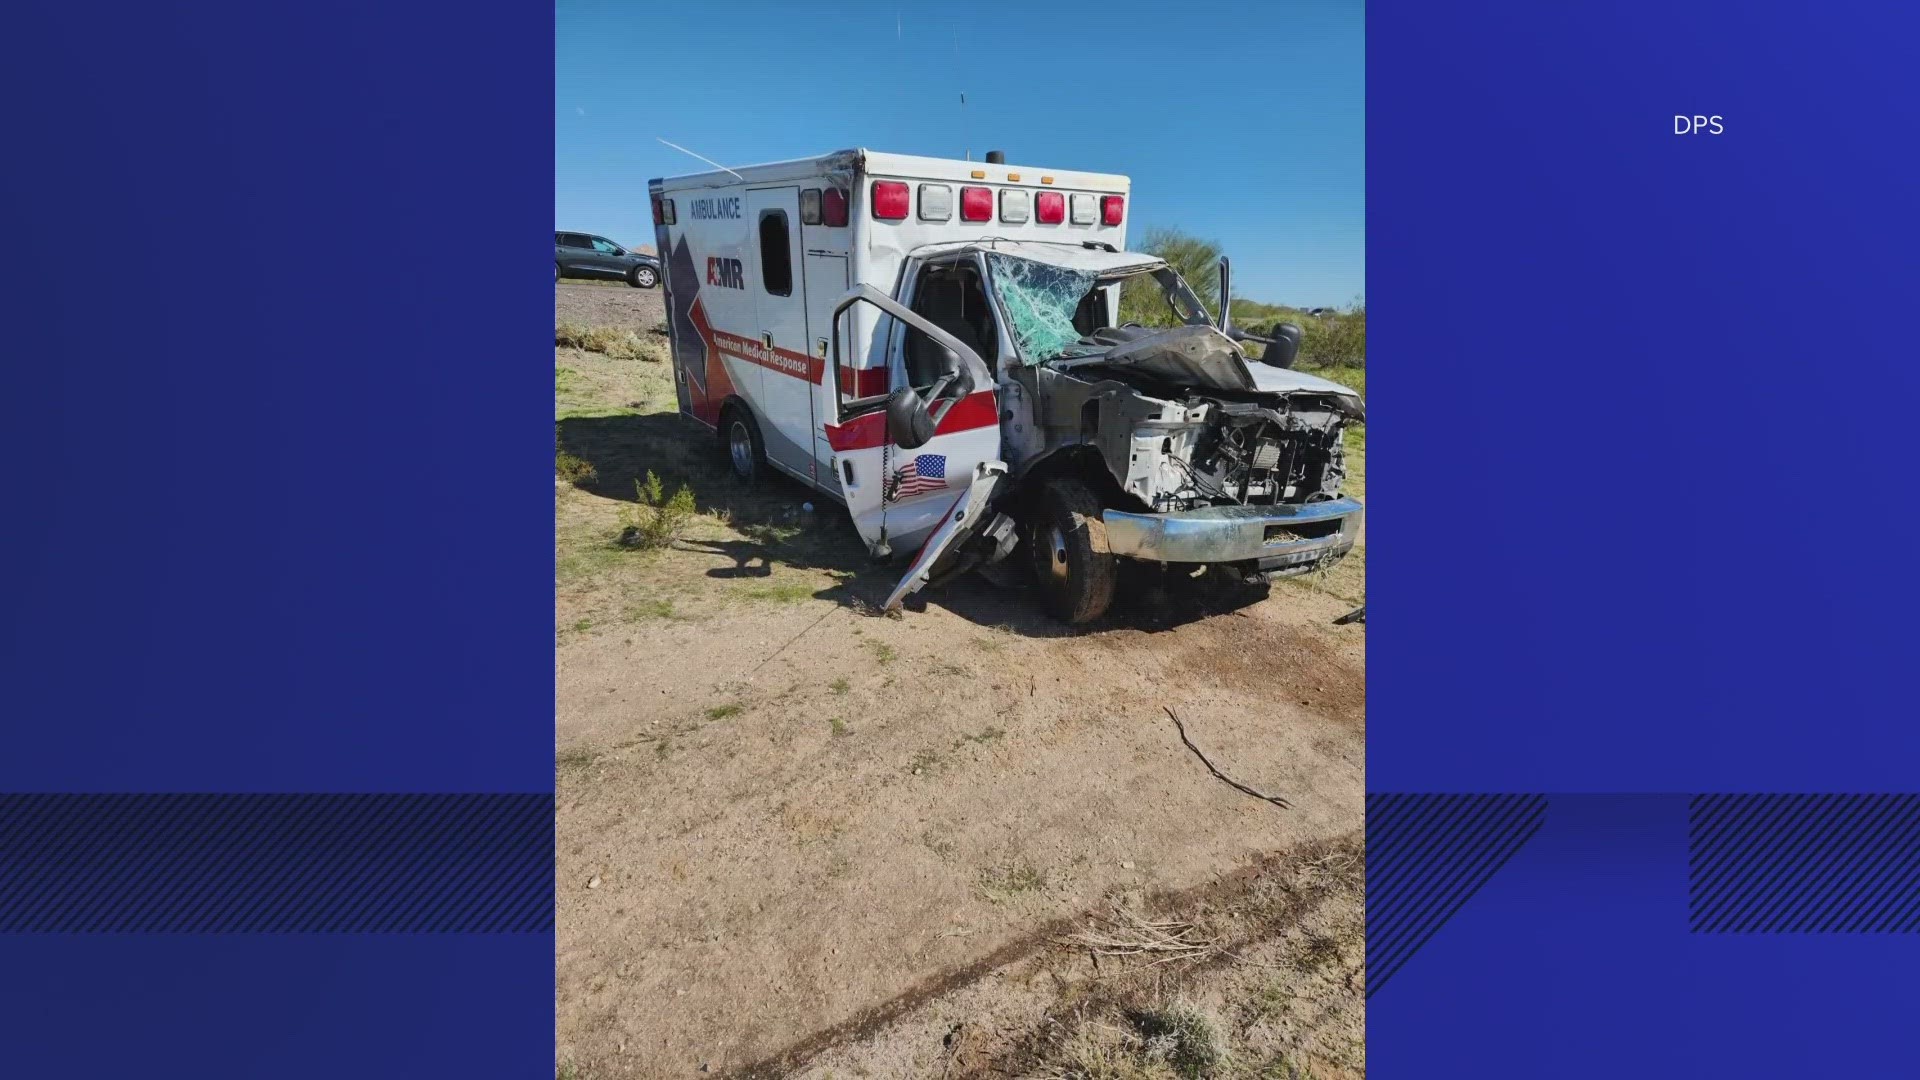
top-left (1057, 909), bottom-right (1213, 959)
top-left (1164, 707), bottom-right (1291, 810)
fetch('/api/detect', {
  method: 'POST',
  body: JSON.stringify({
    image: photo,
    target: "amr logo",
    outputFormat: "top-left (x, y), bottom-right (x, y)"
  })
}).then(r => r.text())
top-left (706, 256), bottom-right (744, 289)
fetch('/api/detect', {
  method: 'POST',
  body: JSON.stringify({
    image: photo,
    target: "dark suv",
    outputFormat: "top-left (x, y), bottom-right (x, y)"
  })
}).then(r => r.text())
top-left (555, 232), bottom-right (659, 288)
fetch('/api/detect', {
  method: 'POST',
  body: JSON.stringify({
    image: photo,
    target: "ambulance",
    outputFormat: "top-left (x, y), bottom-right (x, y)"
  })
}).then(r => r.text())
top-left (649, 149), bottom-right (1364, 624)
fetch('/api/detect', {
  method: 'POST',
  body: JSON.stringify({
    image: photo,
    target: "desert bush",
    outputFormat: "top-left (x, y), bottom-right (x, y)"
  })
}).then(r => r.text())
top-left (1240, 304), bottom-right (1366, 367)
top-left (555, 450), bottom-right (596, 485)
top-left (1117, 227), bottom-right (1366, 365)
top-left (1134, 1002), bottom-right (1228, 1078)
top-left (618, 470), bottom-right (694, 550)
top-left (1048, 1001), bottom-right (1229, 1080)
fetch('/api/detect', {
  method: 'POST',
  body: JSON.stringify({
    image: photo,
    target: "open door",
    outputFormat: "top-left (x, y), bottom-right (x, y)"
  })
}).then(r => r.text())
top-left (824, 284), bottom-right (1005, 608)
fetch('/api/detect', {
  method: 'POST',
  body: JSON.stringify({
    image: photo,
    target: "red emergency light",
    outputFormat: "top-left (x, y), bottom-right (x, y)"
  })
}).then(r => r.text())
top-left (650, 195), bottom-right (663, 225)
top-left (871, 181), bottom-right (910, 220)
top-left (1102, 195), bottom-right (1125, 226)
top-left (960, 186), bottom-right (992, 222)
top-left (1034, 191), bottom-right (1065, 224)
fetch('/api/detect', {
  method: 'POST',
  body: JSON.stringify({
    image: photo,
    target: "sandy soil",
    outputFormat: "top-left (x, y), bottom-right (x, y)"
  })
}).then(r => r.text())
top-left (557, 280), bottom-right (667, 330)
top-left (554, 284), bottom-right (1366, 1079)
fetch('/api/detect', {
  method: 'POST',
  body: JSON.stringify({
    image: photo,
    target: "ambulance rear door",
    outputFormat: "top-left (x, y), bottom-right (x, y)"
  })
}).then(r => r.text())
top-left (744, 186), bottom-right (815, 481)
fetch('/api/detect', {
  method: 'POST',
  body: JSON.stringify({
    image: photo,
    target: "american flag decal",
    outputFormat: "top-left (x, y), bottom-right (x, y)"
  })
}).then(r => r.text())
top-left (885, 454), bottom-right (949, 502)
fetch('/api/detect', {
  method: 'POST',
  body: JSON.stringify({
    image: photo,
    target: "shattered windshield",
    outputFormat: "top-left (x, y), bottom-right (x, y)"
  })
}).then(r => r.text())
top-left (983, 252), bottom-right (1215, 365)
top-left (983, 253), bottom-right (1097, 364)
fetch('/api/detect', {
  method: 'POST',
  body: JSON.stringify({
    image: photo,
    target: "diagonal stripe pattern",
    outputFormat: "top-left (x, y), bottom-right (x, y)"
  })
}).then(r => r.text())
top-left (1366, 793), bottom-right (1547, 997)
top-left (0, 794), bottom-right (553, 932)
top-left (1689, 794), bottom-right (1920, 933)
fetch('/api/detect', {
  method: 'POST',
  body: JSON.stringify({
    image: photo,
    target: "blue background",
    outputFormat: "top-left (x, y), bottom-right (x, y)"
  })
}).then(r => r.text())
top-left (1372, 0), bottom-right (1920, 1075)
top-left (1375, 0), bottom-right (1920, 792)
top-left (1374, 797), bottom-right (1920, 1076)
top-left (0, 2), bottom-right (550, 1075)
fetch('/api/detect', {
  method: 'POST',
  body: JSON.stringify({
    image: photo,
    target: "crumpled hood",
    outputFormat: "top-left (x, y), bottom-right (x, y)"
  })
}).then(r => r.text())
top-left (1247, 362), bottom-right (1361, 399)
top-left (1058, 324), bottom-right (1365, 416)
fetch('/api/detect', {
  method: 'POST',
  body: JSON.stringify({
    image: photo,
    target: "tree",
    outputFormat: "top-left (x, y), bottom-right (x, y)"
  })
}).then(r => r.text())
top-left (1119, 226), bottom-right (1223, 327)
top-left (1139, 227), bottom-right (1223, 310)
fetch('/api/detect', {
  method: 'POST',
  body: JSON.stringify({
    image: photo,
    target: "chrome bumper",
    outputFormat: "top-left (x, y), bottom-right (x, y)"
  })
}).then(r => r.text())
top-left (1102, 497), bottom-right (1363, 572)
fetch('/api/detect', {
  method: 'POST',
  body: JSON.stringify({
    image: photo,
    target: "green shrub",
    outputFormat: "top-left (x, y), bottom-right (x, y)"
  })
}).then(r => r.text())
top-left (1115, 227), bottom-right (1367, 366)
top-left (618, 470), bottom-right (695, 550)
top-left (555, 450), bottom-right (596, 485)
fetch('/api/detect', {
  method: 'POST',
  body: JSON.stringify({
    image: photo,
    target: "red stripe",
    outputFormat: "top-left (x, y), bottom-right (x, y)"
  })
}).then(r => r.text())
top-left (710, 329), bottom-right (821, 383)
top-left (825, 389), bottom-right (998, 452)
top-left (705, 330), bottom-right (888, 397)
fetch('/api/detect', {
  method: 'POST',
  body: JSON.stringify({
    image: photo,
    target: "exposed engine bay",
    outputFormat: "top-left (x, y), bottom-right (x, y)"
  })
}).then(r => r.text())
top-left (876, 243), bottom-right (1365, 618)
top-left (998, 321), bottom-right (1365, 517)
top-left (970, 249), bottom-right (1364, 520)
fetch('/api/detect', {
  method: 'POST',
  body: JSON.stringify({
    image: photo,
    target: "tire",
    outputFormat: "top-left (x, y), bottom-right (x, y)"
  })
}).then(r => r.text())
top-left (629, 264), bottom-right (658, 289)
top-left (1027, 478), bottom-right (1117, 624)
top-left (555, 263), bottom-right (562, 283)
top-left (720, 404), bottom-right (766, 482)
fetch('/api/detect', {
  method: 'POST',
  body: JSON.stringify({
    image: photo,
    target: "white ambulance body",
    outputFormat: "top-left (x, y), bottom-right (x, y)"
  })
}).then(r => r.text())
top-left (650, 148), bottom-right (1363, 623)
top-left (650, 149), bottom-right (1128, 540)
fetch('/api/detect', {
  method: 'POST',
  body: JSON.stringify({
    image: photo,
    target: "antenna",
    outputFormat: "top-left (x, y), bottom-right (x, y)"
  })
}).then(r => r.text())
top-left (655, 137), bottom-right (744, 181)
top-left (955, 32), bottom-right (969, 161)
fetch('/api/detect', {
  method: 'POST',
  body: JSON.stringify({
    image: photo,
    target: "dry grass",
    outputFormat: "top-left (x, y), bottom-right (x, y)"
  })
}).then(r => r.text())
top-left (555, 321), bottom-right (667, 361)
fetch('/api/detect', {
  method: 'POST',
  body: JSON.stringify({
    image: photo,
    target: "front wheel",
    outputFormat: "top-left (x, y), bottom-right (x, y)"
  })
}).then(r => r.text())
top-left (1027, 478), bottom-right (1117, 624)
top-left (629, 265), bottom-right (658, 288)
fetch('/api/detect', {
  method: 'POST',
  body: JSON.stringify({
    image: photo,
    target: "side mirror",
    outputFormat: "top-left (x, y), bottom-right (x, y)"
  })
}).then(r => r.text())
top-left (885, 387), bottom-right (936, 449)
top-left (1261, 323), bottom-right (1304, 369)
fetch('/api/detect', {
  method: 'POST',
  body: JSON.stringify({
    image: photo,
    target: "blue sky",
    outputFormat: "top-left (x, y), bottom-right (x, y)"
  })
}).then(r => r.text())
top-left (556, 0), bottom-right (1364, 308)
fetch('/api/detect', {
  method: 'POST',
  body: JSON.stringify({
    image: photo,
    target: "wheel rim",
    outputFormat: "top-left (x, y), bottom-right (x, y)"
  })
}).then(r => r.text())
top-left (639, 268), bottom-right (655, 286)
top-left (1044, 526), bottom-right (1071, 585)
top-left (729, 421), bottom-right (753, 475)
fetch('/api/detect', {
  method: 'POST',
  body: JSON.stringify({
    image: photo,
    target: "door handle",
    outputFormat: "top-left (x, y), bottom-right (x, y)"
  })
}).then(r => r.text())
top-left (761, 331), bottom-right (774, 350)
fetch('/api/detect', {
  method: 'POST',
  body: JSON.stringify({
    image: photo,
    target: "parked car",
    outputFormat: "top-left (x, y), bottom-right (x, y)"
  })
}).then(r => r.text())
top-left (555, 232), bottom-right (659, 288)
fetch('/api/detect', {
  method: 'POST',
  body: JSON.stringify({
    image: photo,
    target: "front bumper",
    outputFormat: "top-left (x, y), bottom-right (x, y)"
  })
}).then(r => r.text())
top-left (1102, 497), bottom-right (1363, 573)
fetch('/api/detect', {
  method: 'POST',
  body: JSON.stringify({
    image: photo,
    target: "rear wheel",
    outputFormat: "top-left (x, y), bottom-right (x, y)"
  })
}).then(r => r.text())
top-left (1027, 478), bottom-right (1117, 624)
top-left (629, 265), bottom-right (657, 288)
top-left (721, 405), bottom-right (766, 482)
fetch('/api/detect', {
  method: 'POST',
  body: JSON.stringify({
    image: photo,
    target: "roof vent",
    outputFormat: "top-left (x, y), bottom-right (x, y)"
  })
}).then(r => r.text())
top-left (985, 150), bottom-right (1005, 164)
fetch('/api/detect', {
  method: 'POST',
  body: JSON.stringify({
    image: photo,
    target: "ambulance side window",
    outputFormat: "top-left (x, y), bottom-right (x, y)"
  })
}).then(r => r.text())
top-left (758, 210), bottom-right (792, 297)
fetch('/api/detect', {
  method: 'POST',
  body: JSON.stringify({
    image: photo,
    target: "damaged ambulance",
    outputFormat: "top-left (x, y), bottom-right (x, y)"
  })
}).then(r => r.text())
top-left (650, 149), bottom-right (1363, 624)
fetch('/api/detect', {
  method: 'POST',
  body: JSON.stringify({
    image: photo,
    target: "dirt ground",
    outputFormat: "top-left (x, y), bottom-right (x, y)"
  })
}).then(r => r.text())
top-left (555, 283), bottom-right (1367, 1079)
